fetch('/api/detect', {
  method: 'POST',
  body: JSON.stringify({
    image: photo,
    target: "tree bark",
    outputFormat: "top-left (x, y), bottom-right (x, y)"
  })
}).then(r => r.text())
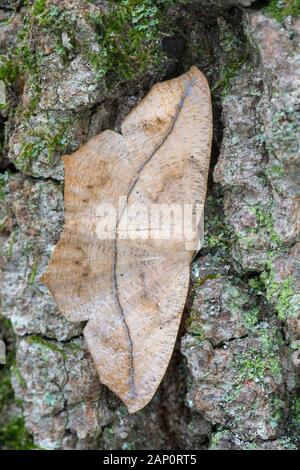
top-left (0, 0), bottom-right (299, 450)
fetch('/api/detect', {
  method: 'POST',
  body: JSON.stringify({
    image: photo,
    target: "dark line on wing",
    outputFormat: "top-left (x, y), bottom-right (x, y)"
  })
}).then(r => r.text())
top-left (112, 77), bottom-right (194, 398)
top-left (126, 82), bottom-right (193, 203)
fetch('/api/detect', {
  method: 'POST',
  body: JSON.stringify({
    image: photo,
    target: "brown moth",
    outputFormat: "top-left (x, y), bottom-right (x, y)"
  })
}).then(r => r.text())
top-left (41, 66), bottom-right (212, 413)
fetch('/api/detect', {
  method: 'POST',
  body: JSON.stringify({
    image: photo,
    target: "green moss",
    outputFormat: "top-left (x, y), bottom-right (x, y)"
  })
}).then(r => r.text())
top-left (0, 55), bottom-right (19, 84)
top-left (262, 271), bottom-right (298, 321)
top-left (265, 0), bottom-right (300, 22)
top-left (223, 282), bottom-right (260, 330)
top-left (4, 0), bottom-right (177, 167)
top-left (204, 195), bottom-right (234, 251)
top-left (249, 276), bottom-right (264, 295)
top-left (119, 404), bottom-right (129, 417)
top-left (15, 0), bottom-right (173, 91)
top-left (0, 369), bottom-right (14, 415)
top-left (267, 164), bottom-right (285, 177)
top-left (106, 426), bottom-right (115, 435)
top-left (266, 275), bottom-right (294, 320)
top-left (270, 396), bottom-right (284, 429)
top-left (14, 4), bottom-right (44, 116)
top-left (193, 273), bottom-right (221, 288)
top-left (0, 173), bottom-right (7, 200)
top-left (11, 365), bottom-right (27, 390)
top-left (64, 342), bottom-right (83, 353)
top-left (251, 205), bottom-right (283, 247)
top-left (243, 306), bottom-right (260, 329)
top-left (122, 442), bottom-right (136, 450)
top-left (9, 1), bottom-right (75, 117)
top-left (249, 265), bottom-right (299, 321)
top-left (32, 0), bottom-right (47, 15)
top-left (209, 430), bottom-right (226, 450)
top-left (276, 437), bottom-right (297, 450)
top-left (252, 207), bottom-right (276, 234)
top-left (243, 442), bottom-right (259, 450)
top-left (29, 257), bottom-right (39, 285)
top-left (210, 433), bottom-right (220, 449)
top-left (0, 217), bottom-right (8, 234)
top-left (185, 314), bottom-right (206, 340)
top-left (0, 314), bottom-right (34, 450)
top-left (86, 0), bottom-right (169, 83)
top-left (291, 397), bottom-right (300, 425)
top-left (212, 21), bottom-right (248, 96)
top-left (18, 117), bottom-right (71, 166)
top-left (237, 204), bottom-right (284, 254)
top-left (215, 60), bottom-right (247, 97)
top-left (234, 327), bottom-right (282, 385)
top-left (0, 417), bottom-right (36, 450)
top-left (3, 1), bottom-right (78, 167)
top-left (237, 348), bottom-right (268, 381)
top-left (27, 335), bottom-right (67, 360)
top-left (0, 352), bottom-right (17, 414)
top-left (31, 1), bottom-right (76, 62)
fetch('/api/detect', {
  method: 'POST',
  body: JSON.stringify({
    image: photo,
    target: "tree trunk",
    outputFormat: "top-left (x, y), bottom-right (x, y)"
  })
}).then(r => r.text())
top-left (0, 0), bottom-right (299, 450)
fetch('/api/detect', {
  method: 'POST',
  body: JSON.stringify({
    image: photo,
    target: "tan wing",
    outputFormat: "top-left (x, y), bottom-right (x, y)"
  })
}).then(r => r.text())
top-left (42, 66), bottom-right (212, 413)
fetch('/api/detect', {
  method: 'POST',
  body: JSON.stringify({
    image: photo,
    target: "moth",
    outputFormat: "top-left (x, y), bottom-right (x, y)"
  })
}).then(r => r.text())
top-left (41, 66), bottom-right (212, 413)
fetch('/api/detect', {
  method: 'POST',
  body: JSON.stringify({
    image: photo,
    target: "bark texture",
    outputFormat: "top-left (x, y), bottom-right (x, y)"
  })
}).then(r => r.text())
top-left (0, 0), bottom-right (299, 450)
